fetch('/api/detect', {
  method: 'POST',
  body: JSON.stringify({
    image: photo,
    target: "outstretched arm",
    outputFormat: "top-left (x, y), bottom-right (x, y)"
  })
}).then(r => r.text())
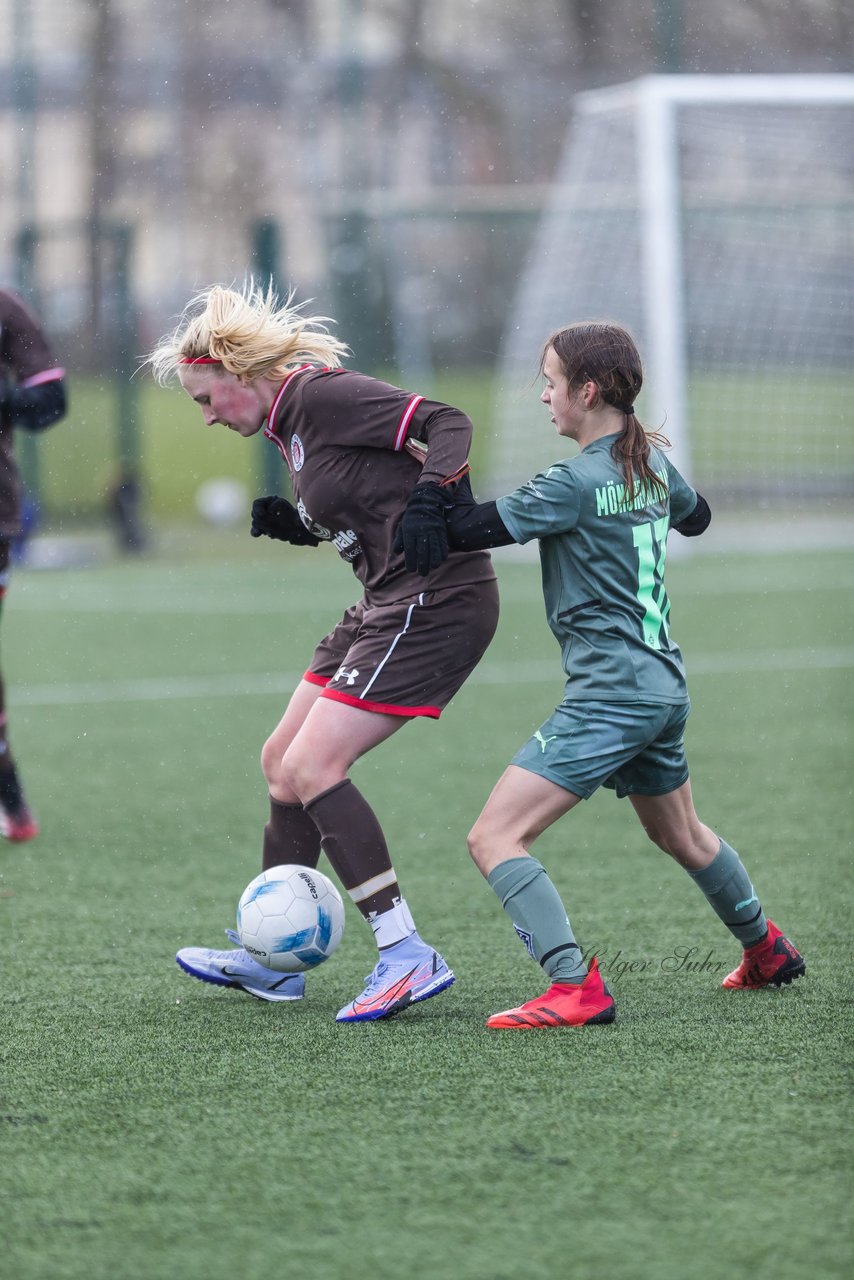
top-left (395, 469), bottom-right (517, 573)
top-left (444, 474), bottom-right (516, 550)
top-left (393, 471), bottom-right (515, 574)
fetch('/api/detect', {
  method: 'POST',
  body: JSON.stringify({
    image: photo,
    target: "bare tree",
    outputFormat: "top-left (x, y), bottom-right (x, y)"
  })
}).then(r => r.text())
top-left (87, 0), bottom-right (118, 347)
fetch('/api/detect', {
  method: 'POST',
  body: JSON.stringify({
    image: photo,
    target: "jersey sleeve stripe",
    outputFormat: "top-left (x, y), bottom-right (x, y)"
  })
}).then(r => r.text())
top-left (392, 395), bottom-right (424, 452)
top-left (21, 367), bottom-right (65, 388)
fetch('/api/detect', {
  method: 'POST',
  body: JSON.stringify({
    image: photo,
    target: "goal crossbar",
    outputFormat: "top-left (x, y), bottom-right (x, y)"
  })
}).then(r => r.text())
top-left (576, 73), bottom-right (854, 114)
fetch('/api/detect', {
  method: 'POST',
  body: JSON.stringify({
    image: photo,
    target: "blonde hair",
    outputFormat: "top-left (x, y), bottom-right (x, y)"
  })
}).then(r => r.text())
top-left (146, 279), bottom-right (350, 385)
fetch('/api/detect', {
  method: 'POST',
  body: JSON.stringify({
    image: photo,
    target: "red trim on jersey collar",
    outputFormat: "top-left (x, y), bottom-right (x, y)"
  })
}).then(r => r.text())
top-left (263, 428), bottom-right (291, 468)
top-left (265, 364), bottom-right (315, 438)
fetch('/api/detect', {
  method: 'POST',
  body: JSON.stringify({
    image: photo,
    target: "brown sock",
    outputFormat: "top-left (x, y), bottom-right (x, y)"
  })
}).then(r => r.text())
top-left (304, 779), bottom-right (400, 919)
top-left (262, 796), bottom-right (323, 872)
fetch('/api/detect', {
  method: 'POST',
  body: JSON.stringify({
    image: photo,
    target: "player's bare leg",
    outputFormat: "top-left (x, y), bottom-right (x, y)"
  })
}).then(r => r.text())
top-left (260, 679), bottom-right (328, 870)
top-left (629, 780), bottom-right (719, 871)
top-left (468, 767), bottom-right (615, 1028)
top-left (467, 764), bottom-right (583, 877)
top-left (175, 680), bottom-right (328, 1002)
top-left (261, 678), bottom-right (327, 801)
top-left (271, 697), bottom-right (454, 1021)
top-left (274, 696), bottom-right (412, 930)
top-left (631, 782), bottom-right (805, 988)
top-left (0, 562), bottom-right (39, 843)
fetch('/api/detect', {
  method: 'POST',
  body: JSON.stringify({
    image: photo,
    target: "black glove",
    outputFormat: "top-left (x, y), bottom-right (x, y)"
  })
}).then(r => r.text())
top-left (250, 495), bottom-right (321, 546)
top-left (443, 473), bottom-right (515, 551)
top-left (0, 376), bottom-right (66, 431)
top-left (393, 482), bottom-right (450, 576)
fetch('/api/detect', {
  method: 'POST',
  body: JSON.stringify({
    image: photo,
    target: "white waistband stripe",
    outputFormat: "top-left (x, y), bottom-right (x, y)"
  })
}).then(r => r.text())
top-left (347, 868), bottom-right (398, 903)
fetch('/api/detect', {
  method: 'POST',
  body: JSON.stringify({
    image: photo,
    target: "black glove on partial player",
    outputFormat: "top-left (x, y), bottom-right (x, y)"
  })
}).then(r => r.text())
top-left (0, 377), bottom-right (66, 431)
top-left (393, 482), bottom-right (450, 576)
top-left (250, 495), bottom-right (321, 546)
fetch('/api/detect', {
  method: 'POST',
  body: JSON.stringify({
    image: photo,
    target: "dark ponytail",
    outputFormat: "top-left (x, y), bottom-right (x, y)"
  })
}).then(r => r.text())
top-left (611, 412), bottom-right (669, 507)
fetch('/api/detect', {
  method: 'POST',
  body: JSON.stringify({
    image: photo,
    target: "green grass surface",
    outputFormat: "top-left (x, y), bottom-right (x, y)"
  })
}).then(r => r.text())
top-left (1, 539), bottom-right (852, 1279)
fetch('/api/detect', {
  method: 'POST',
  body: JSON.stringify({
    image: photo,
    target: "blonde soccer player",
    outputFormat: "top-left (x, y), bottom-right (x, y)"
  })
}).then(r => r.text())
top-left (148, 281), bottom-right (498, 1022)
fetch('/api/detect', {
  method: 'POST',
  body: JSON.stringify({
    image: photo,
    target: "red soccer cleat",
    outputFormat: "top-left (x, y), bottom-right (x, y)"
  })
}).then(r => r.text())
top-left (721, 920), bottom-right (805, 990)
top-left (486, 956), bottom-right (616, 1029)
top-left (0, 805), bottom-right (39, 843)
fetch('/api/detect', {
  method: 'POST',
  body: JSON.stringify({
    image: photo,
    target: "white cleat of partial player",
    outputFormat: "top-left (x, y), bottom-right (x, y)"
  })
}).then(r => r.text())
top-left (176, 929), bottom-right (305, 1003)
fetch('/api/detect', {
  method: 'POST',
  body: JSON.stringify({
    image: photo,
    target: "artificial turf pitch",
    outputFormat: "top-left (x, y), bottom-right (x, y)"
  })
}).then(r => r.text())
top-left (1, 537), bottom-right (851, 1279)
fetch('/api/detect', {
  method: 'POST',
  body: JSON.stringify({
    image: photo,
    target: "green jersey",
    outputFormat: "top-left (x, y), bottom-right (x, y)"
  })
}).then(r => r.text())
top-left (496, 433), bottom-right (697, 704)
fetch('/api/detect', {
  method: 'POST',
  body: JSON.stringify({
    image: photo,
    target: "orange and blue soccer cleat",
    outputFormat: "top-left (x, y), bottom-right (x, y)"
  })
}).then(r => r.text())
top-left (721, 920), bottom-right (805, 990)
top-left (336, 947), bottom-right (454, 1023)
top-left (486, 956), bottom-right (616, 1029)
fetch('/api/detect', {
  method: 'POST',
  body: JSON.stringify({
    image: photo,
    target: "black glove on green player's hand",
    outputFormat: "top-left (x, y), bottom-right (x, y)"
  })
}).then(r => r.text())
top-left (393, 482), bottom-right (450, 576)
top-left (250, 495), bottom-right (321, 546)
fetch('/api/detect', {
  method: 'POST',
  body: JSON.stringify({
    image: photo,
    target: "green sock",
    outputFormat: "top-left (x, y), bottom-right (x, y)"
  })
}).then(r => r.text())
top-left (487, 856), bottom-right (587, 984)
top-left (688, 839), bottom-right (768, 947)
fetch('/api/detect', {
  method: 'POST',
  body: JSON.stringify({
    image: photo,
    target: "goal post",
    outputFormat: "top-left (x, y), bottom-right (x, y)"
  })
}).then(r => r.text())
top-left (488, 74), bottom-right (854, 512)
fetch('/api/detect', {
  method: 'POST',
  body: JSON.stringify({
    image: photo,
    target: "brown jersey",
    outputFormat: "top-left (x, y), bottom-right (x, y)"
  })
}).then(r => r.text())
top-left (0, 290), bottom-right (65, 535)
top-left (263, 366), bottom-right (496, 606)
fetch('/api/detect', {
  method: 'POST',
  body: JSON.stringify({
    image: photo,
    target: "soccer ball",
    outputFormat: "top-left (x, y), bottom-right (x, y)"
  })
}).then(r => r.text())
top-left (236, 864), bottom-right (345, 973)
top-left (195, 477), bottom-right (248, 527)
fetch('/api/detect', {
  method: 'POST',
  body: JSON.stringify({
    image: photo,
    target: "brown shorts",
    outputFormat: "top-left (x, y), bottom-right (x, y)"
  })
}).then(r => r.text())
top-left (306, 577), bottom-right (500, 719)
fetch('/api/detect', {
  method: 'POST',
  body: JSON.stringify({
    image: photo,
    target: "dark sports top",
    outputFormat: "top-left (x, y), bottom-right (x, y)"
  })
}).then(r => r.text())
top-left (264, 366), bottom-right (495, 606)
top-left (0, 290), bottom-right (65, 535)
top-left (497, 434), bottom-right (698, 703)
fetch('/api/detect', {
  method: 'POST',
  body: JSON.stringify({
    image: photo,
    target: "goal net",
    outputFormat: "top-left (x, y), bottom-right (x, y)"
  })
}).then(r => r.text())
top-left (488, 75), bottom-right (854, 511)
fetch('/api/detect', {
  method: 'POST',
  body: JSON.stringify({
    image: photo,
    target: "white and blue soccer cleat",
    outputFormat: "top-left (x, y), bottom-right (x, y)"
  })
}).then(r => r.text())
top-left (336, 943), bottom-right (454, 1023)
top-left (176, 929), bottom-right (305, 1003)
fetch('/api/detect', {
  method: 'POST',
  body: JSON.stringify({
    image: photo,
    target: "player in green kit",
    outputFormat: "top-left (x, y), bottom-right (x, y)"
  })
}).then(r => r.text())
top-left (403, 320), bottom-right (805, 1028)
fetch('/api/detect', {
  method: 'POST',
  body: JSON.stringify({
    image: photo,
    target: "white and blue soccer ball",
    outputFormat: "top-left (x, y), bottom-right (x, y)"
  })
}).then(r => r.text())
top-left (194, 477), bottom-right (249, 526)
top-left (237, 864), bottom-right (345, 973)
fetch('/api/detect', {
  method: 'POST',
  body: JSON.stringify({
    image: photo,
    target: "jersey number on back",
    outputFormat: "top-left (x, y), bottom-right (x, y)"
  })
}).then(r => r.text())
top-left (632, 517), bottom-right (671, 650)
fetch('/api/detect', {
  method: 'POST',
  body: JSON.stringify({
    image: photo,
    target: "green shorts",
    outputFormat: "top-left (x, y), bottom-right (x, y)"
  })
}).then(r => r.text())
top-left (511, 698), bottom-right (691, 800)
